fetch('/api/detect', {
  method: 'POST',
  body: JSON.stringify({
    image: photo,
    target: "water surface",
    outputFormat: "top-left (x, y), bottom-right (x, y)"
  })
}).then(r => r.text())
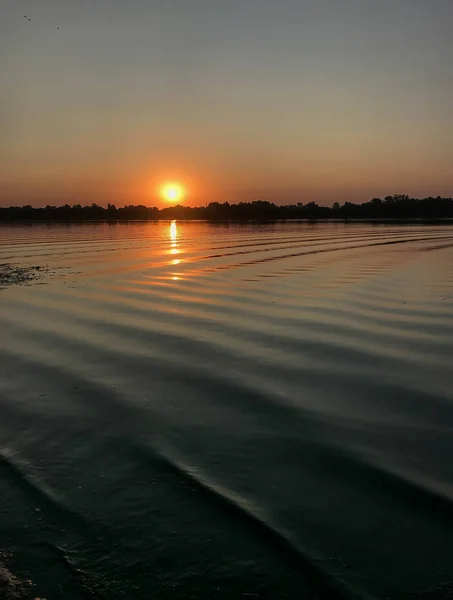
top-left (1, 222), bottom-right (453, 599)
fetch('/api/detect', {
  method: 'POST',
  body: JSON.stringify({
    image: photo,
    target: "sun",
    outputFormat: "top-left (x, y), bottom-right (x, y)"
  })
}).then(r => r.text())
top-left (160, 182), bottom-right (185, 204)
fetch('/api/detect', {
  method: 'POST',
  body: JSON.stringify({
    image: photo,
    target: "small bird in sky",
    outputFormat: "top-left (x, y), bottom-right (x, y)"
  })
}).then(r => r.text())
top-left (23, 13), bottom-right (60, 30)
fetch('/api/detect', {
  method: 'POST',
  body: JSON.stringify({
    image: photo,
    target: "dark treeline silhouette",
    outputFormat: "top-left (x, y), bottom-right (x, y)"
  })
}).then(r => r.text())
top-left (1, 195), bottom-right (453, 221)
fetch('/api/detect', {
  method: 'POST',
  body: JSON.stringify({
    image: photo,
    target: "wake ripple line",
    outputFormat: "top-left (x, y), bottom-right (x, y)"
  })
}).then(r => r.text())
top-left (132, 441), bottom-right (377, 600)
top-left (334, 450), bottom-right (453, 519)
top-left (214, 235), bottom-right (453, 271)
top-left (0, 447), bottom-right (96, 536)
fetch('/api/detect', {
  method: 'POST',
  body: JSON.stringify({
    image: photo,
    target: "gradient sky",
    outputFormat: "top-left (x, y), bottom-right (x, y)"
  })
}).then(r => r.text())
top-left (1, 0), bottom-right (452, 207)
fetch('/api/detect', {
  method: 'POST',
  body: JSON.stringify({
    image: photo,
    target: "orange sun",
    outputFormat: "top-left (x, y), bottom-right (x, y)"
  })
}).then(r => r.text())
top-left (160, 182), bottom-right (185, 204)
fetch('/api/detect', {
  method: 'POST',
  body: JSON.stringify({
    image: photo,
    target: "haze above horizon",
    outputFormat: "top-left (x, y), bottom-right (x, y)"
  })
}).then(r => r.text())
top-left (1, 0), bottom-right (452, 207)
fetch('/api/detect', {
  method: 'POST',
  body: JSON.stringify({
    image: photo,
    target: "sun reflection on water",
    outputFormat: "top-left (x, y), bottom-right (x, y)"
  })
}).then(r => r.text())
top-left (170, 221), bottom-right (177, 243)
top-left (169, 221), bottom-right (182, 281)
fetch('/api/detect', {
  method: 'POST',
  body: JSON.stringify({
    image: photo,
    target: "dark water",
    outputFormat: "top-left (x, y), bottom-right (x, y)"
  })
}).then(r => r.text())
top-left (1, 222), bottom-right (453, 600)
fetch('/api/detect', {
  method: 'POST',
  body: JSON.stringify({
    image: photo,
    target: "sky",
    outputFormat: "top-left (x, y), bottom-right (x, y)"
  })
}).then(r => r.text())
top-left (1, 0), bottom-right (452, 207)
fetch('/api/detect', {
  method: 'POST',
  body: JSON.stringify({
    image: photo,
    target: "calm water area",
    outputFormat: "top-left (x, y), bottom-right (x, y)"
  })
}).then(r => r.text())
top-left (1, 221), bottom-right (453, 599)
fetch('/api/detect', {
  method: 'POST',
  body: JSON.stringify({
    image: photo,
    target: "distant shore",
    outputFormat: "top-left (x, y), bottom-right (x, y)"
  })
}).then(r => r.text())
top-left (2, 218), bottom-right (453, 224)
top-left (1, 195), bottom-right (453, 222)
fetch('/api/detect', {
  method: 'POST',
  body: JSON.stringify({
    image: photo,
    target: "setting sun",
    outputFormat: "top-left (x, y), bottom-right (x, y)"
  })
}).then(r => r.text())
top-left (160, 182), bottom-right (185, 204)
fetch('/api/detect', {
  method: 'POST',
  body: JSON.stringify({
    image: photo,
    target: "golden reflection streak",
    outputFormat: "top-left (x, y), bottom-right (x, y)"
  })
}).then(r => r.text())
top-left (170, 220), bottom-right (177, 243)
top-left (169, 221), bottom-right (182, 281)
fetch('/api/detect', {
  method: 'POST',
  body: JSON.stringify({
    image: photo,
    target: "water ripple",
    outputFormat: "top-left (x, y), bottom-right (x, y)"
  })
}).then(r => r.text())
top-left (1, 222), bottom-right (453, 599)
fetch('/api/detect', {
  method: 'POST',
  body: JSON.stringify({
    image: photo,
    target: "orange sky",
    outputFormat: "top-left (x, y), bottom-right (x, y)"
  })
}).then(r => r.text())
top-left (1, 0), bottom-right (452, 207)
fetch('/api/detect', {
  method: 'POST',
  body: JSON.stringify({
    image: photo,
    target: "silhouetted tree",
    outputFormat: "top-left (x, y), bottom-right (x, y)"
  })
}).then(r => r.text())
top-left (1, 195), bottom-right (453, 222)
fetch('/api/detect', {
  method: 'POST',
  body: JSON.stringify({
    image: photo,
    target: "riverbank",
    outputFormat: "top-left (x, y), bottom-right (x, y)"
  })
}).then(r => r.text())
top-left (0, 555), bottom-right (32, 600)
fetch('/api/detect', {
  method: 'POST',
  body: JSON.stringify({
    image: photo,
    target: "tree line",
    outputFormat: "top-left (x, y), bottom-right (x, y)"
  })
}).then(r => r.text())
top-left (1, 195), bottom-right (453, 221)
